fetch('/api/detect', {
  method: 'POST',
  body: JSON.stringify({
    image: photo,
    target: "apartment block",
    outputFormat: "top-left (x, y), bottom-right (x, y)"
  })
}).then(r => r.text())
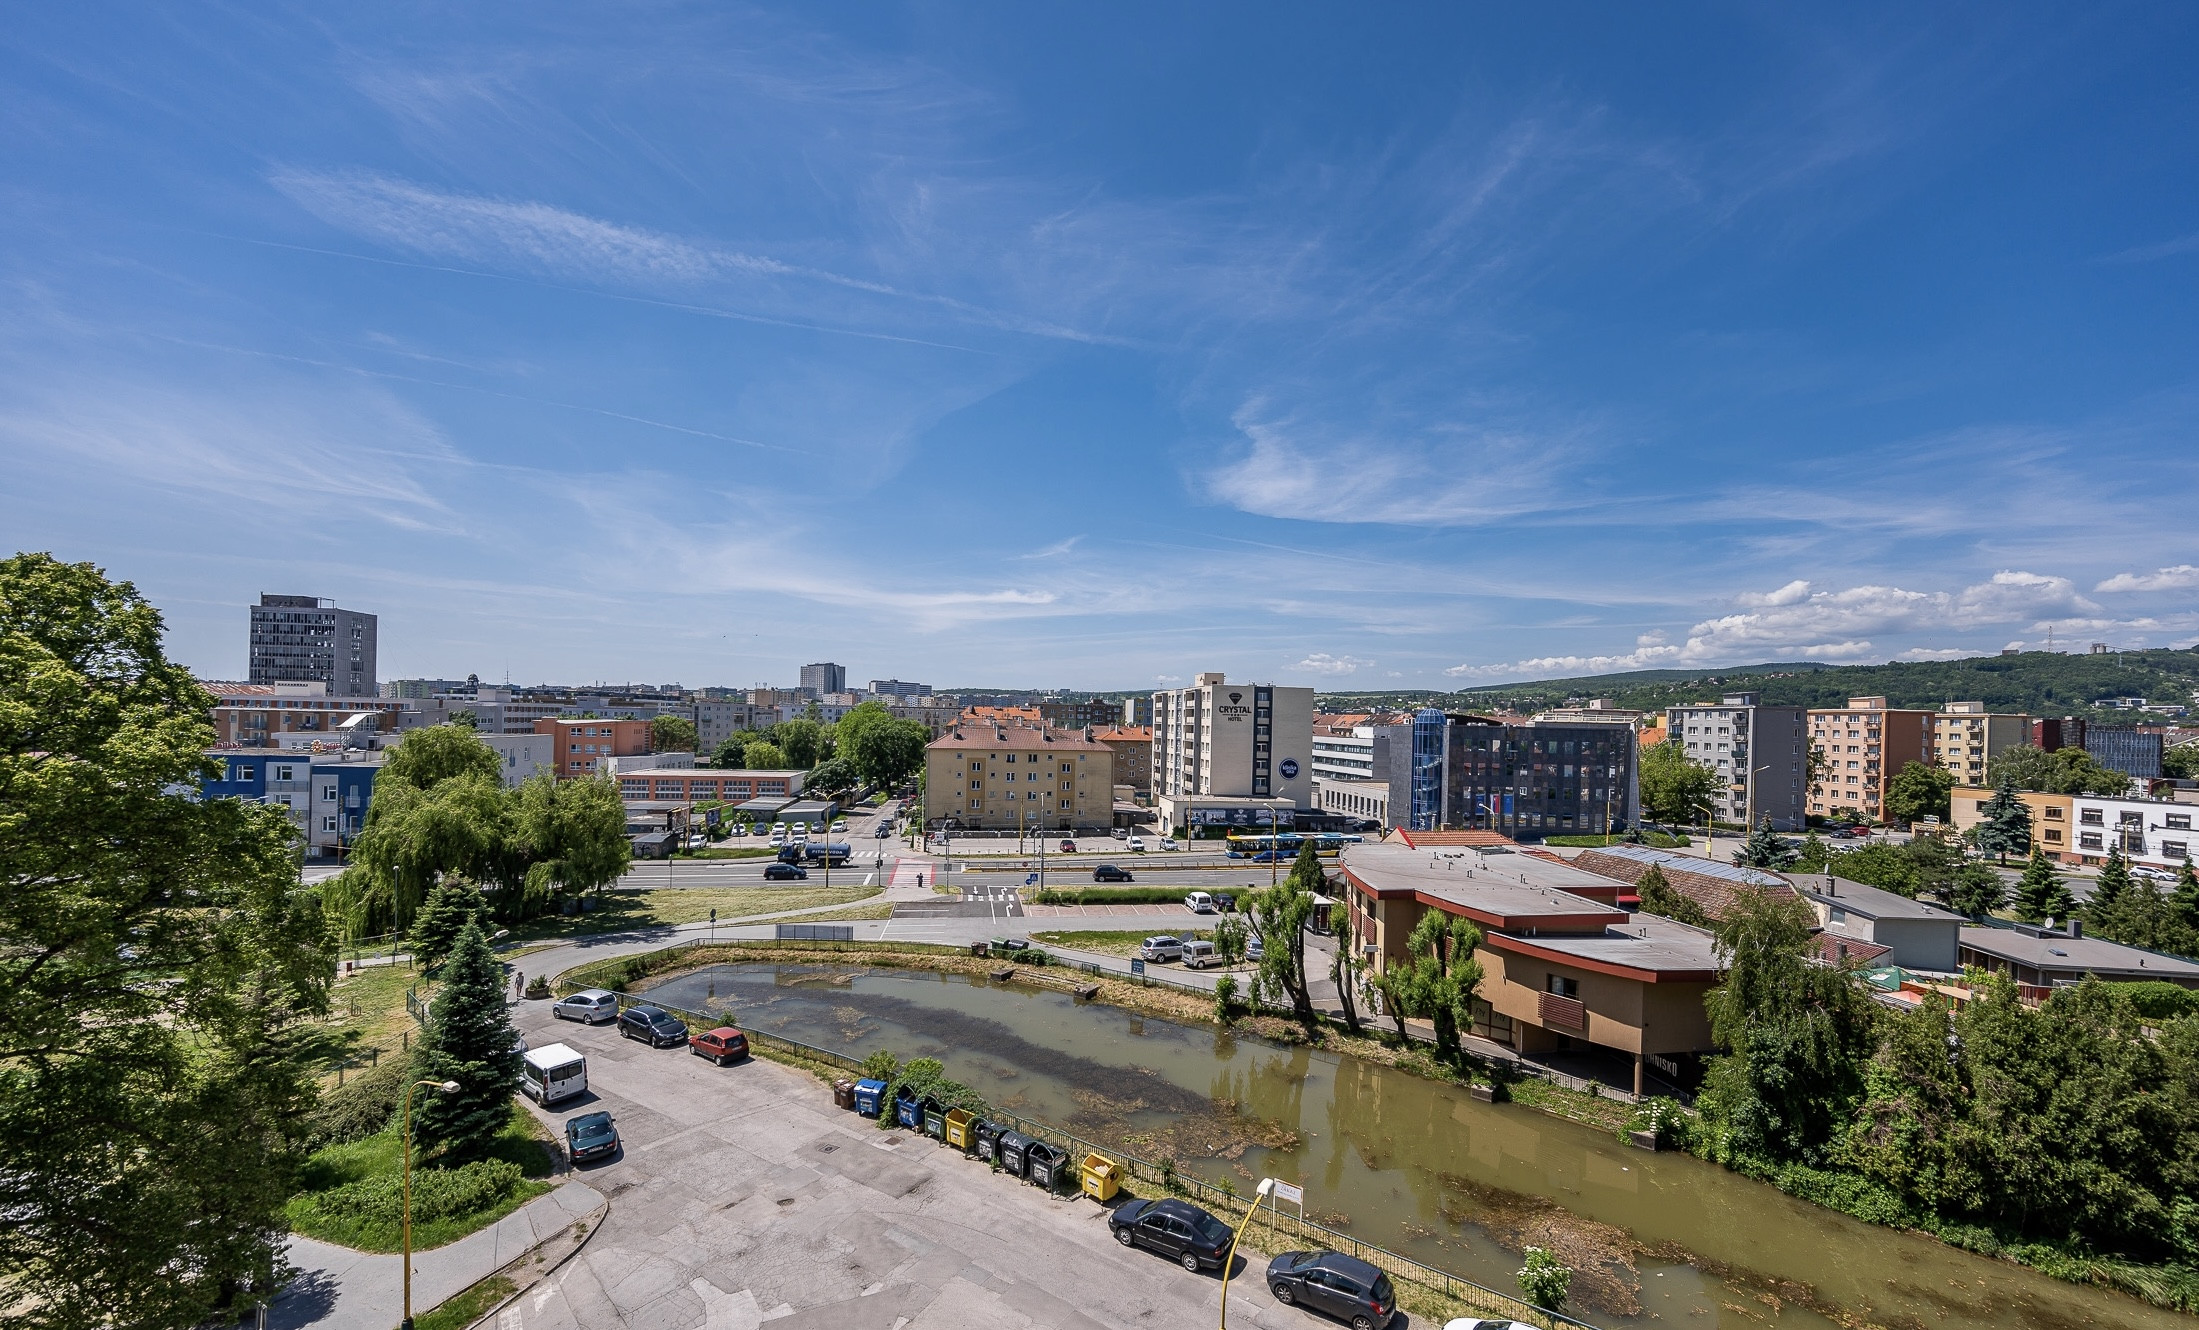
top-left (922, 722), bottom-right (1113, 830)
top-left (1668, 692), bottom-right (1809, 830)
top-left (248, 594), bottom-right (378, 696)
top-left (206, 680), bottom-right (409, 748)
top-left (1090, 725), bottom-right (1154, 794)
top-left (1151, 673), bottom-right (1316, 831)
top-left (534, 717), bottom-right (654, 778)
top-left (201, 748), bottom-right (384, 860)
top-left (2087, 727), bottom-right (2164, 781)
top-left (1807, 697), bottom-right (1934, 823)
top-left (694, 698), bottom-right (767, 753)
top-left (1949, 785), bottom-right (2075, 859)
top-left (1930, 702), bottom-right (2032, 786)
top-left (799, 662), bottom-right (847, 696)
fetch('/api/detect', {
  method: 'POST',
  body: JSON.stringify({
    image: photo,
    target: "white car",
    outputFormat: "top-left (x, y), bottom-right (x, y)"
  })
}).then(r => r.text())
top-left (767, 832), bottom-right (786, 847)
top-left (2135, 866), bottom-right (2178, 883)
top-left (551, 989), bottom-right (619, 1025)
top-left (831, 819), bottom-right (849, 833)
top-left (771, 820), bottom-right (789, 834)
top-left (1126, 835), bottom-right (1146, 852)
top-left (792, 827), bottom-right (810, 843)
top-left (1158, 838), bottom-right (1180, 851)
top-left (1184, 891), bottom-right (1216, 913)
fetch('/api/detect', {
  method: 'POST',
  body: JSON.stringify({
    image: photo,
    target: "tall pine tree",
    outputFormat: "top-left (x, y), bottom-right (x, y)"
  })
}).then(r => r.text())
top-left (1972, 780), bottom-right (2032, 864)
top-left (2175, 860), bottom-right (2199, 936)
top-left (1732, 818), bottom-right (1800, 869)
top-left (413, 918), bottom-right (521, 1164)
top-left (2087, 846), bottom-right (2133, 939)
top-left (408, 877), bottom-right (487, 973)
top-left (2012, 849), bottom-right (2074, 925)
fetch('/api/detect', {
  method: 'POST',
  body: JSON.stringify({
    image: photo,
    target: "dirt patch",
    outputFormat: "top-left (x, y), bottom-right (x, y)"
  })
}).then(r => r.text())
top-left (1434, 1169), bottom-right (1646, 1318)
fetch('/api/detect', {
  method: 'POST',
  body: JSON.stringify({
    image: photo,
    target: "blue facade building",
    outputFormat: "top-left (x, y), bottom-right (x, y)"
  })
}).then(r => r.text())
top-left (200, 749), bottom-right (383, 859)
top-left (2086, 727), bottom-right (2162, 781)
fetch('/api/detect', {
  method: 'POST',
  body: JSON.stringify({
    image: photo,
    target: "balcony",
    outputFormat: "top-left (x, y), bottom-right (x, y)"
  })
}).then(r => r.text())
top-left (1538, 992), bottom-right (1587, 1033)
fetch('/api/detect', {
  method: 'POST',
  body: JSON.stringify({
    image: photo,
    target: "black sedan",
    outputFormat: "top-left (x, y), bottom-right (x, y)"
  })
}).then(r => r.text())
top-left (565, 1111), bottom-right (619, 1165)
top-left (763, 862), bottom-right (809, 880)
top-left (616, 1004), bottom-right (689, 1047)
top-left (1093, 864), bottom-right (1134, 883)
top-left (1108, 1197), bottom-right (1234, 1272)
top-left (1266, 1249), bottom-right (1397, 1329)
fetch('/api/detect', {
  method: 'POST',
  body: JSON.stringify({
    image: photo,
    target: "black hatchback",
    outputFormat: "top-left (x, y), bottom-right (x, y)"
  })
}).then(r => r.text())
top-left (617, 1004), bottom-right (688, 1047)
top-left (1093, 864), bottom-right (1134, 883)
top-left (1108, 1197), bottom-right (1234, 1272)
top-left (763, 862), bottom-right (809, 880)
top-left (1265, 1250), bottom-right (1397, 1329)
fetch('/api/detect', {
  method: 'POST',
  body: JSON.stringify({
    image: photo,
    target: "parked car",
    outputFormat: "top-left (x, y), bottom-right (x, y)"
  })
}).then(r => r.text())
top-left (1110, 826), bottom-right (1128, 839)
top-left (763, 862), bottom-right (809, 881)
top-left (1140, 935), bottom-right (1186, 962)
top-left (564, 1111), bottom-right (619, 1165)
top-left (1214, 892), bottom-right (1235, 912)
top-left (1059, 839), bottom-right (1077, 853)
top-left (1266, 1250), bottom-right (1397, 1329)
top-left (1127, 835), bottom-right (1147, 852)
top-left (1247, 935), bottom-right (1265, 961)
top-left (684, 833), bottom-right (708, 850)
top-left (617, 1005), bottom-right (689, 1047)
top-left (771, 820), bottom-right (789, 833)
top-left (1181, 940), bottom-right (1220, 969)
top-left (690, 1026), bottom-right (750, 1065)
top-left (1158, 838), bottom-right (1180, 851)
top-left (1185, 891), bottom-right (1216, 913)
top-left (1109, 1197), bottom-right (1235, 1272)
top-left (1094, 864), bottom-right (1134, 882)
top-left (552, 989), bottom-right (619, 1025)
top-left (1441, 1322), bottom-right (1520, 1330)
top-left (767, 832), bottom-right (787, 847)
top-left (831, 819), bottom-right (849, 833)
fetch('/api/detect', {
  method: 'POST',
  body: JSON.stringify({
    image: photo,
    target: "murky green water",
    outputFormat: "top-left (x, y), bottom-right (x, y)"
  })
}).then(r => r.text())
top-left (645, 962), bottom-right (2175, 1330)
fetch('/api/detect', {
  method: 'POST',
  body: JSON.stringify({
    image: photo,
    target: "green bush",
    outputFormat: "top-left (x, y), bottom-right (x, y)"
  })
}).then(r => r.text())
top-left (291, 1158), bottom-right (525, 1234)
top-left (2107, 981), bottom-right (2199, 1021)
top-left (1030, 886), bottom-right (1206, 906)
top-left (1010, 947), bottom-right (1048, 966)
top-left (309, 1058), bottom-right (410, 1147)
top-left (1626, 1096), bottom-right (1693, 1150)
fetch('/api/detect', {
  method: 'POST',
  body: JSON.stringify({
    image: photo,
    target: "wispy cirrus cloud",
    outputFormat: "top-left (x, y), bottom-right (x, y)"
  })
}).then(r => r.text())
top-left (1295, 653), bottom-right (1375, 676)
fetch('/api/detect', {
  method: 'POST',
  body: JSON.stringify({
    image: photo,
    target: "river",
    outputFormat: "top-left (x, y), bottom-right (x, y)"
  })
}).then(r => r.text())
top-left (642, 962), bottom-right (2173, 1330)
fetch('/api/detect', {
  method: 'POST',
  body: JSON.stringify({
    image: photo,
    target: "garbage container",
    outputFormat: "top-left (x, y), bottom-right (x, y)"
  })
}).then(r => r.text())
top-left (989, 937), bottom-right (1014, 955)
top-left (832, 1079), bottom-right (855, 1111)
top-left (1080, 1152), bottom-right (1121, 1201)
top-left (970, 941), bottom-right (989, 958)
top-left (852, 1078), bottom-right (886, 1117)
top-left (922, 1097), bottom-right (947, 1139)
top-left (944, 1108), bottom-right (973, 1150)
top-left (973, 1119), bottom-right (1004, 1164)
top-left (894, 1086), bottom-right (922, 1129)
top-left (997, 1130), bottom-right (1033, 1177)
top-left (1026, 1141), bottom-right (1069, 1191)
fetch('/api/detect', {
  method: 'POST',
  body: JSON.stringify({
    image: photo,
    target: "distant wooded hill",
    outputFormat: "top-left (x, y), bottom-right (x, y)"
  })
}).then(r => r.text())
top-left (1311, 649), bottom-right (2199, 721)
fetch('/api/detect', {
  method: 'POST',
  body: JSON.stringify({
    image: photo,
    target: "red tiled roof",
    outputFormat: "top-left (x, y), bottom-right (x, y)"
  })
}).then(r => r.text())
top-left (1813, 934), bottom-right (1892, 967)
top-left (1089, 726), bottom-right (1153, 742)
top-left (1570, 848), bottom-right (1800, 921)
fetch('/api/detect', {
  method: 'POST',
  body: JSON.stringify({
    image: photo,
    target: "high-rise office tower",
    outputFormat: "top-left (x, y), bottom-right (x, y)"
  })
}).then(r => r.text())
top-left (248, 595), bottom-right (377, 696)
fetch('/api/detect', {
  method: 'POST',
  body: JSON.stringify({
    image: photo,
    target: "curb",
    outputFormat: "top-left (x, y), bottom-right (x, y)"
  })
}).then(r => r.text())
top-left (447, 1188), bottom-right (610, 1330)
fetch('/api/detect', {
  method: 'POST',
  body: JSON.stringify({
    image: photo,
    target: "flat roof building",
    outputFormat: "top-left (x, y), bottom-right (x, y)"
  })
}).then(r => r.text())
top-left (1670, 692), bottom-right (1807, 830)
top-left (1152, 674), bottom-right (1316, 832)
top-left (1789, 873), bottom-right (1963, 972)
top-left (1808, 697), bottom-right (1934, 825)
top-left (249, 594), bottom-right (378, 697)
top-left (1929, 703), bottom-right (2032, 788)
top-left (1959, 921), bottom-right (2199, 989)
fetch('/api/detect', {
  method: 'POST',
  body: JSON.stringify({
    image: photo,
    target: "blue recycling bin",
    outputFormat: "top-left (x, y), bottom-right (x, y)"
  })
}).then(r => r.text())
top-left (894, 1086), bottom-right (922, 1128)
top-left (852, 1079), bottom-right (886, 1116)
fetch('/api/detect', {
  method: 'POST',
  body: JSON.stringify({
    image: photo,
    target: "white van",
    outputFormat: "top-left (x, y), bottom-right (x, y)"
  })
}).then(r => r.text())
top-left (522, 1042), bottom-right (589, 1106)
top-left (1139, 935), bottom-right (1186, 963)
top-left (1184, 891), bottom-right (1215, 914)
top-left (1181, 940), bottom-right (1219, 969)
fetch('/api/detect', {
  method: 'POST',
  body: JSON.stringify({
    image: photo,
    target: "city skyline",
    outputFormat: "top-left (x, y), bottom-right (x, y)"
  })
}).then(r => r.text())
top-left (5, 7), bottom-right (2199, 688)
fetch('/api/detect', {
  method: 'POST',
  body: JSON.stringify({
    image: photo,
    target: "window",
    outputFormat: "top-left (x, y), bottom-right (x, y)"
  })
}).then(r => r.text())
top-left (320, 816), bottom-right (337, 833)
top-left (2045, 807), bottom-right (2063, 819)
top-left (321, 784), bottom-right (338, 801)
top-left (969, 779), bottom-right (981, 789)
top-left (1005, 753), bottom-right (1017, 763)
top-left (236, 765), bottom-right (255, 780)
top-left (2164, 841), bottom-right (2189, 859)
top-left (2044, 829), bottom-right (2063, 843)
top-left (2168, 815), bottom-right (2192, 831)
top-left (1545, 975), bottom-right (1579, 998)
top-left (2079, 833), bottom-right (2103, 850)
top-left (2081, 809), bottom-right (2103, 825)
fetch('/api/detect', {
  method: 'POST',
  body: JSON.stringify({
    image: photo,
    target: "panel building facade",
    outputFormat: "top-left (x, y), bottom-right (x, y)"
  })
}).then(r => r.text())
top-left (1150, 673), bottom-right (1316, 831)
top-left (248, 594), bottom-right (378, 696)
top-left (1668, 692), bottom-right (1808, 830)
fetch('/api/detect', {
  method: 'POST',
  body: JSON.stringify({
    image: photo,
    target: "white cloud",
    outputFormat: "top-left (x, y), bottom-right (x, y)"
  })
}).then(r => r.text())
top-left (1898, 647), bottom-right (1971, 661)
top-left (2097, 565), bottom-right (2199, 593)
top-left (1295, 653), bottom-right (1375, 676)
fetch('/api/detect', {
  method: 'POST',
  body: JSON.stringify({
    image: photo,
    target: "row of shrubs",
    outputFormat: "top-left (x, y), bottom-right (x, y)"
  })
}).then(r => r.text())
top-left (289, 1158), bottom-right (528, 1233)
top-left (1029, 886), bottom-right (1207, 906)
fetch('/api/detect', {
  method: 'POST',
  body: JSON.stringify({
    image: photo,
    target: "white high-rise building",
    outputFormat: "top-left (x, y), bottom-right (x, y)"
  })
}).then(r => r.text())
top-left (1151, 673), bottom-right (1315, 832)
top-left (1667, 691), bottom-right (1808, 831)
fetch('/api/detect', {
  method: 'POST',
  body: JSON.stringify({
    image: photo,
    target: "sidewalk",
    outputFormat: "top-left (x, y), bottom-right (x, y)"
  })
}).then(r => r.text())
top-left (270, 1181), bottom-right (607, 1330)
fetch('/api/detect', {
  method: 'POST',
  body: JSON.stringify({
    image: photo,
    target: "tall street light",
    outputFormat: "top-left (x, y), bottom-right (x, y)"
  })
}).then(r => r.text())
top-left (1218, 1177), bottom-right (1278, 1327)
top-left (400, 1078), bottom-right (460, 1330)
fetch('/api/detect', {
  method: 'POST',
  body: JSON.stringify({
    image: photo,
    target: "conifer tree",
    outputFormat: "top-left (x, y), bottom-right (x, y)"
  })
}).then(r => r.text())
top-left (1733, 818), bottom-right (1799, 870)
top-left (2012, 849), bottom-right (2073, 925)
top-left (408, 877), bottom-right (487, 973)
top-left (1972, 780), bottom-right (2032, 864)
top-left (2175, 860), bottom-right (2199, 935)
top-left (2087, 846), bottom-right (2133, 939)
top-left (1948, 864), bottom-right (2006, 919)
top-left (413, 918), bottom-right (521, 1164)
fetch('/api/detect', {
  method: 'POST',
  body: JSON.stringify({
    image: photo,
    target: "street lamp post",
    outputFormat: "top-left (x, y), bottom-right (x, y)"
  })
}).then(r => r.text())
top-left (1218, 1177), bottom-right (1278, 1328)
top-left (400, 1078), bottom-right (460, 1330)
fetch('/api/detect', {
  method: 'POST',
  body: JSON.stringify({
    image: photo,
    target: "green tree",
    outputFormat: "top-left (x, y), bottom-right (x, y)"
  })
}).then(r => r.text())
top-left (1883, 760), bottom-right (1954, 826)
top-left (710, 736), bottom-right (748, 768)
top-left (510, 772), bottom-right (631, 911)
top-left (1989, 743), bottom-right (2135, 796)
top-left (408, 877), bottom-right (488, 972)
top-left (1987, 744), bottom-right (2057, 793)
top-left (1639, 741), bottom-right (1718, 826)
top-left (2012, 849), bottom-right (2074, 924)
top-left (1699, 889), bottom-right (1877, 1164)
top-left (449, 708), bottom-right (478, 730)
top-left (1248, 844), bottom-right (1323, 1023)
top-left (802, 756), bottom-right (858, 798)
top-left (848, 717), bottom-right (930, 791)
top-left (649, 713), bottom-right (698, 754)
top-left (0, 553), bottom-right (334, 1329)
top-left (1972, 779), bottom-right (2033, 864)
top-left (830, 699), bottom-right (893, 760)
top-left (1329, 898), bottom-right (1366, 1036)
top-left (2087, 845), bottom-right (2135, 938)
top-left (2175, 860), bottom-right (2199, 936)
top-left (744, 740), bottom-right (789, 771)
top-left (2165, 744), bottom-right (2199, 780)
top-left (384, 722), bottom-right (502, 790)
top-left (1947, 864), bottom-right (2006, 918)
top-left (1517, 1247), bottom-right (1572, 1314)
top-left (1732, 818), bottom-right (1799, 869)
top-left (1791, 829), bottom-right (1832, 874)
top-left (411, 918), bottom-right (521, 1164)
top-left (1398, 908), bottom-right (1483, 1063)
top-left (1635, 864), bottom-right (1709, 927)
top-left (333, 771), bottom-right (509, 934)
top-left (775, 718), bottom-right (823, 768)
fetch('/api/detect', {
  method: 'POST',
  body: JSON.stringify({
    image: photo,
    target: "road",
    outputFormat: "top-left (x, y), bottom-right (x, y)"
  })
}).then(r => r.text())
top-left (491, 1002), bottom-right (1410, 1330)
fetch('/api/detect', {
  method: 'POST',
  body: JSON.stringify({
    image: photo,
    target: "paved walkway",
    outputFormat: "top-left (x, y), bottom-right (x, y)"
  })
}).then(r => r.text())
top-left (271, 1181), bottom-right (607, 1330)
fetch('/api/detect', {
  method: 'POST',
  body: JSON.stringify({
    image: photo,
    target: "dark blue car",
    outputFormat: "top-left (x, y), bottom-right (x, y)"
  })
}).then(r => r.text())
top-left (565, 1111), bottom-right (618, 1164)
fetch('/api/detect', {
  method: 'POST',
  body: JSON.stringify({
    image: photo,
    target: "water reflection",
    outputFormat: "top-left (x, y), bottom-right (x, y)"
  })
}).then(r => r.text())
top-left (642, 963), bottom-right (2176, 1330)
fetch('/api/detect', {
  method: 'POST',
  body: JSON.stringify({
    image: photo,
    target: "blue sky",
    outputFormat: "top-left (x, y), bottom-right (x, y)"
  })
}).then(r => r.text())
top-left (5, 5), bottom-right (2198, 692)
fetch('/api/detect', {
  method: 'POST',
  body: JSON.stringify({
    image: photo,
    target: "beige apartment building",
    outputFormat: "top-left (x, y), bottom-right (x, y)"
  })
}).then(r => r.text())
top-left (1807, 697), bottom-right (1934, 822)
top-left (1930, 702), bottom-right (2032, 786)
top-left (922, 722), bottom-right (1114, 831)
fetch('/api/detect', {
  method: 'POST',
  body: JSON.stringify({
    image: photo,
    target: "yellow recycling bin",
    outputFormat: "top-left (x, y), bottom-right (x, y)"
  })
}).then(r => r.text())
top-left (944, 1107), bottom-right (974, 1150)
top-left (1080, 1152), bottom-right (1121, 1202)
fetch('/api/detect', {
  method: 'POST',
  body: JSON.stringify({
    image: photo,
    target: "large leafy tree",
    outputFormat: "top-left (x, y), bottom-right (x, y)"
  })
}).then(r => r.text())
top-left (649, 713), bottom-right (698, 754)
top-left (802, 756), bottom-right (859, 798)
top-left (1971, 779), bottom-right (2032, 864)
top-left (847, 716), bottom-right (930, 791)
top-left (743, 739), bottom-right (789, 771)
top-left (775, 718), bottom-right (824, 768)
top-left (1638, 741), bottom-right (1718, 826)
top-left (1882, 760), bottom-right (1954, 826)
top-left (1396, 909), bottom-right (1484, 1063)
top-left (1698, 889), bottom-right (1877, 1164)
top-left (0, 553), bottom-right (334, 1329)
top-left (2011, 849), bottom-right (2074, 924)
top-left (382, 722), bottom-right (501, 790)
top-left (1248, 843), bottom-right (1324, 1023)
top-left (411, 919), bottom-right (521, 1163)
top-left (1635, 863), bottom-right (1710, 926)
top-left (1988, 743), bottom-right (2134, 796)
top-left (710, 736), bottom-right (749, 768)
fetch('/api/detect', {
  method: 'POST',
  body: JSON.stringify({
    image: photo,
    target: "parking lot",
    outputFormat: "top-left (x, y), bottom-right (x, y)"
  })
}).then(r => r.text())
top-left (507, 1002), bottom-right (1419, 1330)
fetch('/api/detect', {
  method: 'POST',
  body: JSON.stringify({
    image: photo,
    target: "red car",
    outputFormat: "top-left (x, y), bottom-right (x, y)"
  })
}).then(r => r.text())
top-left (690, 1027), bottom-right (750, 1066)
top-left (1059, 839), bottom-right (1076, 853)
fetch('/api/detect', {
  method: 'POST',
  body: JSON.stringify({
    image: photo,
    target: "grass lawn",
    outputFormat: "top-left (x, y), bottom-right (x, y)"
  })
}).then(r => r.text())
top-left (287, 1101), bottom-right (555, 1252)
top-left (416, 1273), bottom-right (516, 1330)
top-left (314, 963), bottom-right (430, 1084)
top-left (505, 884), bottom-right (882, 942)
top-left (768, 900), bottom-right (895, 923)
top-left (1030, 927), bottom-right (1220, 958)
